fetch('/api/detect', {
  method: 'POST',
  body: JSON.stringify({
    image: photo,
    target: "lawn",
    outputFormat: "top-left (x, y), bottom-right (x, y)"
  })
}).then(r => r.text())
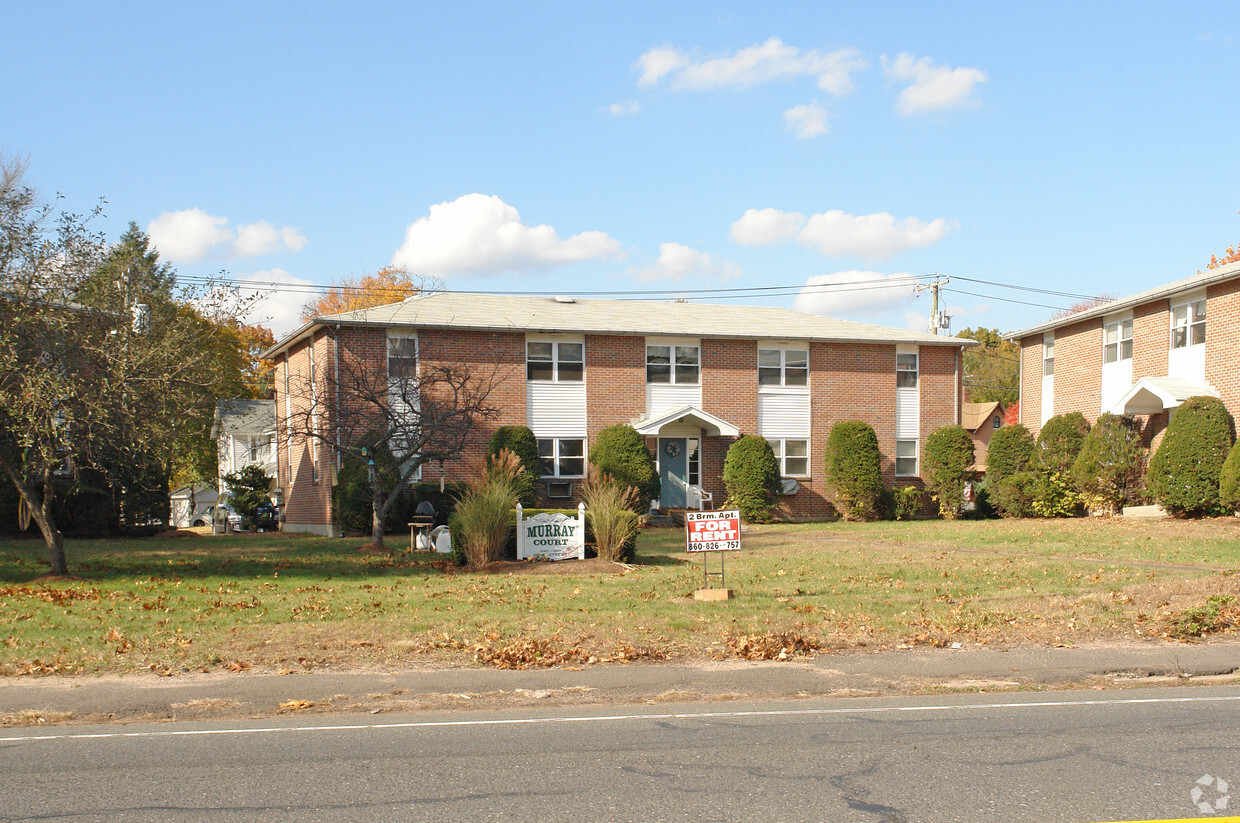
top-left (2, 517), bottom-right (1238, 675)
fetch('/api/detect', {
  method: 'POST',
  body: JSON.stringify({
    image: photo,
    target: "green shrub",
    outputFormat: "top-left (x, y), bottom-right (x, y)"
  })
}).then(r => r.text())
top-left (722, 435), bottom-right (782, 523)
top-left (449, 451), bottom-right (524, 567)
top-left (1148, 396), bottom-right (1236, 516)
top-left (488, 426), bottom-right (540, 507)
top-left (823, 421), bottom-right (884, 521)
top-left (886, 485), bottom-right (926, 521)
top-left (986, 424), bottom-right (1035, 485)
top-left (1035, 412), bottom-right (1090, 475)
top-left (993, 471), bottom-right (1038, 518)
top-left (588, 424), bottom-right (659, 511)
top-left (1031, 471), bottom-right (1080, 517)
top-left (222, 464), bottom-right (272, 530)
top-left (1221, 439), bottom-right (1240, 514)
top-left (923, 425), bottom-right (975, 519)
top-left (333, 436), bottom-right (405, 535)
top-left (581, 474), bottom-right (641, 562)
top-left (1071, 413), bottom-right (1145, 515)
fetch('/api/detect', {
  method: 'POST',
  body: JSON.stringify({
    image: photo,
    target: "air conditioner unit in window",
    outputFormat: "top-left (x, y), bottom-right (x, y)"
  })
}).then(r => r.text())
top-left (546, 481), bottom-right (573, 498)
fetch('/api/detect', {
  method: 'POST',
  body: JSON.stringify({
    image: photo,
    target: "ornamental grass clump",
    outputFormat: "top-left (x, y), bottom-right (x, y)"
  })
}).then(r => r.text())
top-left (448, 450), bottom-right (524, 567)
top-left (581, 473), bottom-right (641, 562)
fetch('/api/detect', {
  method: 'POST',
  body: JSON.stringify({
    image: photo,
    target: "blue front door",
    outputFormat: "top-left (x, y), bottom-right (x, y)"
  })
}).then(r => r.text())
top-left (659, 438), bottom-right (688, 508)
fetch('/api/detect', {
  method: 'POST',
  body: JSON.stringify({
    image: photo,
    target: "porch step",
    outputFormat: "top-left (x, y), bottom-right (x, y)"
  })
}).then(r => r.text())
top-left (646, 513), bottom-right (676, 527)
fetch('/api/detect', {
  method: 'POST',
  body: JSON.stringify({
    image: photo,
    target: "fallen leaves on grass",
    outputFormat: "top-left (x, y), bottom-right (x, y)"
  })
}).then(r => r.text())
top-left (279, 699), bottom-right (315, 711)
top-left (719, 631), bottom-right (822, 661)
top-left (1165, 595), bottom-right (1240, 639)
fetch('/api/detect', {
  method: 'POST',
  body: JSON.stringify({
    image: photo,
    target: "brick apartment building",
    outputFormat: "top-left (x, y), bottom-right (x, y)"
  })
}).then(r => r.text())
top-left (263, 292), bottom-right (975, 535)
top-left (1006, 260), bottom-right (1240, 444)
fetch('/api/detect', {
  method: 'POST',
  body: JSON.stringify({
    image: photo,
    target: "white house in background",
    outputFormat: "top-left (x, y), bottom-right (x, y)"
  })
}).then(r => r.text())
top-left (211, 399), bottom-right (277, 495)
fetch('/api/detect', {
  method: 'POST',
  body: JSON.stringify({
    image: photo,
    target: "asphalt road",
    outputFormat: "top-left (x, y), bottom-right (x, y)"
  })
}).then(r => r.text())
top-left (2, 686), bottom-right (1239, 822)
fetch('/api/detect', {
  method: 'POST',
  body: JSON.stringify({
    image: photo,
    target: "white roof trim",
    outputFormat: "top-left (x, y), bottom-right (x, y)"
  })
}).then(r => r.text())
top-left (1110, 376), bottom-right (1221, 415)
top-left (632, 404), bottom-right (741, 437)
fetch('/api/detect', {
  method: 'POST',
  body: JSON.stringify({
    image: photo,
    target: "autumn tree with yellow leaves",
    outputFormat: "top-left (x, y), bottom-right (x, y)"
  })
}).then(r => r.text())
top-left (299, 266), bottom-right (443, 322)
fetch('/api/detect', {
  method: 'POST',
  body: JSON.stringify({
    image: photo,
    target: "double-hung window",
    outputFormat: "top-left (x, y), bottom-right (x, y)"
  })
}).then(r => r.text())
top-left (767, 438), bottom-right (809, 477)
top-left (1103, 319), bottom-right (1133, 363)
top-left (896, 352), bottom-right (919, 388)
top-left (527, 341), bottom-right (584, 382)
top-left (1042, 338), bottom-right (1055, 376)
top-left (387, 335), bottom-right (418, 379)
top-left (895, 440), bottom-right (918, 477)
top-left (758, 348), bottom-right (808, 386)
top-left (538, 438), bottom-right (585, 477)
top-left (646, 344), bottom-right (700, 384)
top-left (1171, 298), bottom-right (1206, 349)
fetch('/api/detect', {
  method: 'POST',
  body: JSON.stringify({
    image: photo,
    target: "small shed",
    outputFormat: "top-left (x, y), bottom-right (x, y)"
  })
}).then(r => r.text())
top-left (962, 401), bottom-right (1006, 472)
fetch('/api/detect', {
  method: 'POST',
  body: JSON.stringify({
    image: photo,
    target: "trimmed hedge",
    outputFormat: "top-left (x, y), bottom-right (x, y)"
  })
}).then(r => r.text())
top-left (995, 471), bottom-right (1038, 518)
top-left (986, 424), bottom-right (1035, 485)
top-left (488, 426), bottom-right (540, 507)
top-left (923, 425), bottom-right (975, 519)
top-left (1071, 413), bottom-right (1145, 515)
top-left (823, 421), bottom-right (884, 521)
top-left (588, 424), bottom-right (660, 511)
top-left (723, 435), bottom-right (782, 523)
top-left (1220, 439), bottom-right (1240, 514)
top-left (1147, 396), bottom-right (1235, 516)
top-left (1035, 412), bottom-right (1091, 475)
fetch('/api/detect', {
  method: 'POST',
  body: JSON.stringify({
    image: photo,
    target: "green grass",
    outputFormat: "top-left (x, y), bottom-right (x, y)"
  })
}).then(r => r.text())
top-left (2, 516), bottom-right (1238, 674)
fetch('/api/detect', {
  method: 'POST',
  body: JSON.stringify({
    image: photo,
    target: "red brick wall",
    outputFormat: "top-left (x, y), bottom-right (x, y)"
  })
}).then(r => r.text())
top-left (1206, 278), bottom-right (1240, 419)
top-left (275, 325), bottom-right (970, 524)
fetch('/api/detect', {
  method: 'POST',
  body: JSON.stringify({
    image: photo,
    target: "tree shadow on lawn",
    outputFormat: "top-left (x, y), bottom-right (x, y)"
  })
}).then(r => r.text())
top-left (0, 529), bottom-right (690, 583)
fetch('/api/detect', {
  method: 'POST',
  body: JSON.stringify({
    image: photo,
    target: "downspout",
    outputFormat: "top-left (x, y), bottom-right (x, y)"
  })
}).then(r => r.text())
top-left (954, 346), bottom-right (961, 426)
top-left (334, 325), bottom-right (342, 470)
top-left (1016, 339), bottom-right (1024, 425)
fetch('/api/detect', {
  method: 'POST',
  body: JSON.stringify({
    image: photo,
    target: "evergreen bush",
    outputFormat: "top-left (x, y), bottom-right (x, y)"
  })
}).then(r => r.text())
top-left (993, 471), bottom-right (1038, 518)
top-left (1034, 412), bottom-right (1090, 475)
top-left (222, 464), bottom-right (272, 530)
top-left (588, 424), bottom-right (660, 511)
top-left (1147, 396), bottom-right (1236, 516)
top-left (986, 424), bottom-right (1035, 486)
top-left (823, 421), bottom-right (884, 521)
top-left (1220, 439), bottom-right (1240, 514)
top-left (488, 425), bottom-right (541, 507)
top-left (1071, 413), bottom-right (1145, 515)
top-left (923, 425), bottom-right (975, 519)
top-left (722, 435), bottom-right (782, 523)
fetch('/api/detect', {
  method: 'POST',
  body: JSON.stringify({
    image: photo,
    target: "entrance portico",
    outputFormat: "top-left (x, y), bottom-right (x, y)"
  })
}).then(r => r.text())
top-left (633, 405), bottom-right (740, 510)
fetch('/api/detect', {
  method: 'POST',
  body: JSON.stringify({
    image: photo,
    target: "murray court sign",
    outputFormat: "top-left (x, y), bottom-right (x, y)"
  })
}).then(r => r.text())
top-left (515, 503), bottom-right (586, 561)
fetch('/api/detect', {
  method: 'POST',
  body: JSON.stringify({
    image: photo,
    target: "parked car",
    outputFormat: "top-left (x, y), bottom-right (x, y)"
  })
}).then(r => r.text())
top-left (252, 502), bottom-right (279, 531)
top-left (193, 504), bottom-right (242, 530)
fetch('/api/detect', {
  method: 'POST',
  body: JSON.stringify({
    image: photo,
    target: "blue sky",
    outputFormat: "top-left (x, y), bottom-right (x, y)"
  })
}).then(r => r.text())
top-left (4, 2), bottom-right (1239, 337)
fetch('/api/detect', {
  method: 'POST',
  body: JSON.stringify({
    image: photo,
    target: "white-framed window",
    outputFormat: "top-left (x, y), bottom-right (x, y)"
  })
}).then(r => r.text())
top-left (1103, 318), bottom-right (1133, 363)
top-left (646, 344), bottom-right (700, 384)
top-left (527, 340), bottom-right (584, 382)
top-left (767, 438), bottom-right (809, 477)
top-left (1171, 298), bottom-right (1206, 350)
top-left (387, 335), bottom-right (418, 379)
top-left (1042, 338), bottom-right (1055, 376)
top-left (309, 343), bottom-right (319, 483)
top-left (538, 438), bottom-right (585, 477)
top-left (687, 437), bottom-right (700, 487)
top-left (758, 348), bottom-right (808, 387)
top-left (895, 440), bottom-right (918, 477)
top-left (896, 352), bottom-right (919, 388)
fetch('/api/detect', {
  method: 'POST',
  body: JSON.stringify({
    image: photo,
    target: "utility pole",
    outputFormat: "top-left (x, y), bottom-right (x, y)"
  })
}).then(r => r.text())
top-left (914, 274), bottom-right (951, 335)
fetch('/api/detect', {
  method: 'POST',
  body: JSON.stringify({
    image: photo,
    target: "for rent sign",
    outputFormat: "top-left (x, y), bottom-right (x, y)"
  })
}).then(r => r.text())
top-left (685, 509), bottom-right (742, 553)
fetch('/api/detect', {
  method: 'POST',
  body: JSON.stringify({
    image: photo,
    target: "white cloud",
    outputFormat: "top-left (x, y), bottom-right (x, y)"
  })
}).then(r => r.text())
top-left (633, 242), bottom-right (741, 282)
top-left (731, 207), bottom-right (956, 259)
top-left (391, 194), bottom-right (624, 276)
top-left (234, 268), bottom-right (316, 337)
top-left (148, 208), bottom-right (306, 262)
top-left (784, 101), bottom-right (829, 138)
top-left (637, 38), bottom-right (868, 95)
top-left (729, 208), bottom-right (806, 246)
top-left (147, 208), bottom-right (230, 263)
top-left (882, 53), bottom-right (987, 116)
top-left (794, 271), bottom-right (920, 318)
top-left (607, 100), bottom-right (641, 116)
